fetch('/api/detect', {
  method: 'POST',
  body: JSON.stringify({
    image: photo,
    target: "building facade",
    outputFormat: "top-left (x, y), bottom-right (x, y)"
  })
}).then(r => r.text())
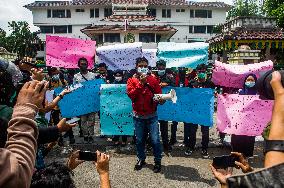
top-left (24, 0), bottom-right (231, 59)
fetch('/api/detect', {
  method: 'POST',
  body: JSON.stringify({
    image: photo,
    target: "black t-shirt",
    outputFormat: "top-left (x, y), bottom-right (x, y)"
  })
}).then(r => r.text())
top-left (188, 79), bottom-right (215, 89)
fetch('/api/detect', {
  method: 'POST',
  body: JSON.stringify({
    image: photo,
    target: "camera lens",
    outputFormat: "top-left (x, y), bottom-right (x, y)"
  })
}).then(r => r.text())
top-left (256, 70), bottom-right (284, 100)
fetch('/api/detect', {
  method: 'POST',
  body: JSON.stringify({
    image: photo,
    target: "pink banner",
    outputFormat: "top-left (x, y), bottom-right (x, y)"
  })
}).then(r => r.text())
top-left (46, 35), bottom-right (96, 69)
top-left (212, 61), bottom-right (273, 88)
top-left (217, 94), bottom-right (273, 136)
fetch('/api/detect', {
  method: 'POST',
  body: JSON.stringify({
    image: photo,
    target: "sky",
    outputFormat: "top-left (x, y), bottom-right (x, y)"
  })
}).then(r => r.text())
top-left (0, 0), bottom-right (233, 33)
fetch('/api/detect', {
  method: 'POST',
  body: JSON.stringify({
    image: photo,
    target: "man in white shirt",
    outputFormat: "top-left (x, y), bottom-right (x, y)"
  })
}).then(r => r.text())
top-left (74, 58), bottom-right (97, 143)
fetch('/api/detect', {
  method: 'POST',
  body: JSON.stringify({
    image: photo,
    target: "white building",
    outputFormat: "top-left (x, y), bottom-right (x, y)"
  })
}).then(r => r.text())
top-left (24, 0), bottom-right (231, 60)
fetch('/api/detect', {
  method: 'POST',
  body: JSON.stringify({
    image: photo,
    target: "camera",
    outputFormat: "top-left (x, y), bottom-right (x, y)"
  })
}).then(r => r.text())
top-left (256, 70), bottom-right (284, 100)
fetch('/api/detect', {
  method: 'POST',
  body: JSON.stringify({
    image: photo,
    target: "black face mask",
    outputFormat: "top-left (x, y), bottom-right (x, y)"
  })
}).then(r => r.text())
top-left (80, 65), bottom-right (87, 72)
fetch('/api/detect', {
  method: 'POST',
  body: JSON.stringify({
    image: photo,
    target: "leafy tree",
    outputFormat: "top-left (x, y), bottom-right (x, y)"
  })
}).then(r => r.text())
top-left (263, 0), bottom-right (284, 28)
top-left (227, 0), bottom-right (260, 20)
top-left (0, 21), bottom-right (39, 58)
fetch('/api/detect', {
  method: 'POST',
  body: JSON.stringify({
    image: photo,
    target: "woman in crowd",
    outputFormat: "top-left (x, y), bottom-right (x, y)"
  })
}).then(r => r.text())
top-left (231, 74), bottom-right (258, 157)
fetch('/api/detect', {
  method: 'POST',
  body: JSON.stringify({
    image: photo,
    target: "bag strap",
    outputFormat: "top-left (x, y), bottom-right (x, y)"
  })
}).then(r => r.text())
top-left (80, 72), bottom-right (88, 82)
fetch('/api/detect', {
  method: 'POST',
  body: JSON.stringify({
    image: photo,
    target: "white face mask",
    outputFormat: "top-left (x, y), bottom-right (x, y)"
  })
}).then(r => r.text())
top-left (115, 76), bottom-right (122, 82)
top-left (138, 67), bottom-right (149, 74)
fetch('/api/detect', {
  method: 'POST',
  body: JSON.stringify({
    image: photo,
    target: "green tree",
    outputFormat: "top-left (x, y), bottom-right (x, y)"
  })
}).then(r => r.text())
top-left (3, 21), bottom-right (39, 58)
top-left (263, 0), bottom-right (284, 28)
top-left (227, 0), bottom-right (260, 20)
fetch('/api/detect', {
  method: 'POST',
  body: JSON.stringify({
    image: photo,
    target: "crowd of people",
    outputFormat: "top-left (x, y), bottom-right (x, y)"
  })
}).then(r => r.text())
top-left (0, 56), bottom-right (283, 188)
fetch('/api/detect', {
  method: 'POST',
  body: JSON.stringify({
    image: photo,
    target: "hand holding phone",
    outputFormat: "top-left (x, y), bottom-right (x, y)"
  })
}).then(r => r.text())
top-left (213, 154), bottom-right (239, 169)
top-left (66, 117), bottom-right (80, 124)
top-left (79, 151), bottom-right (97, 162)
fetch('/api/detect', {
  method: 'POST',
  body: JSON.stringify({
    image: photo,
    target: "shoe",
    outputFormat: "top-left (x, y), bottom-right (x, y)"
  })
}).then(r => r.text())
top-left (201, 149), bottom-right (209, 159)
top-left (134, 160), bottom-right (146, 171)
top-left (69, 137), bottom-right (75, 144)
top-left (153, 162), bottom-right (161, 173)
top-left (185, 148), bottom-right (193, 156)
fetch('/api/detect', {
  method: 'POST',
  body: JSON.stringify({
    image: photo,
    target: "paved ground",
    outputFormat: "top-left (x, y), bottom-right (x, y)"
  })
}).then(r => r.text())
top-left (45, 122), bottom-right (265, 188)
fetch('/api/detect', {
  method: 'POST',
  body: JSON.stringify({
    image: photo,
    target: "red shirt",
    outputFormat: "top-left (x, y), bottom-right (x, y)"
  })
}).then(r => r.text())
top-left (127, 74), bottom-right (162, 116)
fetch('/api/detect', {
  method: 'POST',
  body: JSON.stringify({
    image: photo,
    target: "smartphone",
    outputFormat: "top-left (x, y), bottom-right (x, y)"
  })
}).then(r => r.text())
top-left (66, 117), bottom-right (80, 124)
top-left (213, 155), bottom-right (239, 169)
top-left (79, 151), bottom-right (97, 161)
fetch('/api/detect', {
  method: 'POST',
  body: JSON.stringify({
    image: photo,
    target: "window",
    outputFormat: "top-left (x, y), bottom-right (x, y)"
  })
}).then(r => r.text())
top-left (177, 9), bottom-right (185, 12)
top-left (194, 10), bottom-right (212, 18)
top-left (190, 10), bottom-right (194, 18)
top-left (189, 26), bottom-right (193, 33)
top-left (47, 10), bottom-right (51, 18)
top-left (139, 33), bottom-right (155, 43)
top-left (40, 26), bottom-right (53, 34)
top-left (104, 8), bottom-right (112, 17)
top-left (52, 10), bottom-right (66, 18)
top-left (90, 9), bottom-right (94, 18)
top-left (54, 26), bottom-right (68, 33)
top-left (208, 10), bottom-right (212, 18)
top-left (162, 9), bottom-right (171, 18)
top-left (194, 26), bottom-right (206, 33)
top-left (76, 9), bottom-right (85, 12)
top-left (104, 33), bottom-right (120, 43)
top-left (156, 34), bottom-right (161, 43)
top-left (95, 8), bottom-right (100, 17)
top-left (207, 26), bottom-right (213, 34)
top-left (68, 25), bottom-right (72, 33)
top-left (66, 10), bottom-right (71, 18)
top-left (148, 8), bottom-right (156, 17)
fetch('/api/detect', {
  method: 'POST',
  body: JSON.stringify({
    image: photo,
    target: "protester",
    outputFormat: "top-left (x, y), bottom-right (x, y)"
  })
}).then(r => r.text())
top-left (112, 69), bottom-right (128, 146)
top-left (211, 71), bottom-right (284, 188)
top-left (31, 150), bottom-right (111, 188)
top-left (127, 57), bottom-right (164, 173)
top-left (231, 74), bottom-right (258, 157)
top-left (153, 60), bottom-right (175, 153)
top-left (96, 63), bottom-right (114, 84)
top-left (186, 64), bottom-right (215, 158)
top-left (173, 67), bottom-right (191, 148)
top-left (74, 57), bottom-right (97, 143)
top-left (0, 80), bottom-right (48, 188)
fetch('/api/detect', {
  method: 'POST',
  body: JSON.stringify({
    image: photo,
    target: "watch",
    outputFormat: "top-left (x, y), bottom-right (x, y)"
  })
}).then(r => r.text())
top-left (264, 140), bottom-right (284, 154)
top-left (59, 94), bottom-right (64, 99)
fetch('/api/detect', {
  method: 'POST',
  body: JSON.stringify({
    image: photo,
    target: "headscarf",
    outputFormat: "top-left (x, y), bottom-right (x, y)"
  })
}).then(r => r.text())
top-left (239, 74), bottom-right (258, 95)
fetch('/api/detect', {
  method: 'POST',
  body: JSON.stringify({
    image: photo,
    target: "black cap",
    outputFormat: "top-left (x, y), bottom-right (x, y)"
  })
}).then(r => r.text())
top-left (156, 60), bottom-right (166, 66)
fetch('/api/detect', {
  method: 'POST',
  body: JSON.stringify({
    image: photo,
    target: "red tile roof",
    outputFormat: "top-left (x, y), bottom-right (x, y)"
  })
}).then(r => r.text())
top-left (207, 28), bottom-right (284, 43)
top-left (81, 24), bottom-right (177, 32)
top-left (25, 0), bottom-right (231, 9)
top-left (103, 15), bottom-right (157, 22)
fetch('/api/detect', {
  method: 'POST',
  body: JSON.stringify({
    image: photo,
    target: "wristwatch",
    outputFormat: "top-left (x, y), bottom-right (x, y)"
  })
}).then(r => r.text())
top-left (264, 140), bottom-right (284, 154)
top-left (59, 94), bottom-right (64, 99)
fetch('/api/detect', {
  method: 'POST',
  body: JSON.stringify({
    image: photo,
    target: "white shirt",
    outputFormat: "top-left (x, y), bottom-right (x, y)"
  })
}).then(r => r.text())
top-left (73, 71), bottom-right (97, 84)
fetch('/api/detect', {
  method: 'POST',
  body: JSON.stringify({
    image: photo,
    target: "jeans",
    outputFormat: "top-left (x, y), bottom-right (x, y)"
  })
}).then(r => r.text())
top-left (159, 120), bottom-right (169, 147)
top-left (81, 113), bottom-right (96, 137)
top-left (184, 123), bottom-right (191, 147)
top-left (113, 135), bottom-right (128, 143)
top-left (134, 116), bottom-right (162, 163)
top-left (188, 124), bottom-right (209, 150)
top-left (170, 121), bottom-right (178, 142)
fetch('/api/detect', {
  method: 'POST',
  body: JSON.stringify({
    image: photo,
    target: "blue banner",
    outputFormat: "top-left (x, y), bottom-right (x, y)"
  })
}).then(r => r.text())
top-left (157, 87), bottom-right (214, 126)
top-left (57, 79), bottom-right (104, 118)
top-left (157, 42), bottom-right (209, 68)
top-left (100, 84), bottom-right (134, 135)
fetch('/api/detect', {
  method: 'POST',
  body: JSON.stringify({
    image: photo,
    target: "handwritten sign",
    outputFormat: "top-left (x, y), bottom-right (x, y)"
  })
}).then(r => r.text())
top-left (100, 84), bottom-right (134, 135)
top-left (158, 87), bottom-right (214, 126)
top-left (97, 42), bottom-right (142, 71)
top-left (157, 42), bottom-right (209, 68)
top-left (212, 60), bottom-right (273, 88)
top-left (142, 48), bottom-right (157, 68)
top-left (57, 79), bottom-right (104, 118)
top-left (46, 35), bottom-right (96, 69)
top-left (217, 94), bottom-right (273, 136)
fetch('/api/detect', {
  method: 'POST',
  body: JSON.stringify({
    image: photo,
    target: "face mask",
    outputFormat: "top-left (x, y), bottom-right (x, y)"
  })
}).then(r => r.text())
top-left (138, 67), bottom-right (149, 74)
top-left (52, 74), bottom-right (59, 81)
top-left (245, 81), bottom-right (255, 88)
top-left (198, 73), bottom-right (206, 79)
top-left (115, 77), bottom-right (122, 82)
top-left (158, 70), bottom-right (166, 76)
top-left (80, 65), bottom-right (88, 72)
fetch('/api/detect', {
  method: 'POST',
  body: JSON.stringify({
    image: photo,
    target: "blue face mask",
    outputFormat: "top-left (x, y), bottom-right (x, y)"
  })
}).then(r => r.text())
top-left (158, 70), bottom-right (165, 76)
top-left (198, 73), bottom-right (206, 79)
top-left (138, 67), bottom-right (149, 74)
top-left (245, 81), bottom-right (255, 88)
top-left (52, 74), bottom-right (60, 81)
